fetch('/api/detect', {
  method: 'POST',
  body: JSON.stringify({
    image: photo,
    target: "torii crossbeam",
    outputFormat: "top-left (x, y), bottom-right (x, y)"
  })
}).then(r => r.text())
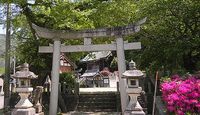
top-left (32, 17), bottom-right (146, 115)
top-left (39, 42), bottom-right (141, 53)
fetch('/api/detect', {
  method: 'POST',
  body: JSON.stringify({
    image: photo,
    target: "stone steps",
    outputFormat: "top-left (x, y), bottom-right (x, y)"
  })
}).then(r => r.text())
top-left (76, 108), bottom-right (117, 112)
top-left (63, 111), bottom-right (121, 115)
top-left (77, 103), bottom-right (116, 107)
top-left (76, 93), bottom-right (119, 112)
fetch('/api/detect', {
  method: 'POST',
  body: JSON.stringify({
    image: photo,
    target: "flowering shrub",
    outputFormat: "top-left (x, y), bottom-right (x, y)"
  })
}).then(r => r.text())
top-left (161, 75), bottom-right (200, 115)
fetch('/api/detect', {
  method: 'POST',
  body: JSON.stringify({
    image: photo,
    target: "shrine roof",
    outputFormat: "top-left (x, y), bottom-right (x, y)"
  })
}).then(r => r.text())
top-left (60, 53), bottom-right (77, 68)
top-left (81, 69), bottom-right (99, 77)
top-left (80, 51), bottom-right (112, 62)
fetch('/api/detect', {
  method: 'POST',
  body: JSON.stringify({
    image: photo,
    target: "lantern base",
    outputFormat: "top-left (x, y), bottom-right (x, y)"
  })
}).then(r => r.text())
top-left (15, 92), bottom-right (33, 108)
top-left (124, 101), bottom-right (145, 115)
top-left (124, 95), bottom-right (145, 115)
top-left (35, 112), bottom-right (44, 115)
top-left (12, 107), bottom-right (35, 115)
top-left (35, 103), bottom-right (43, 114)
top-left (124, 111), bottom-right (145, 115)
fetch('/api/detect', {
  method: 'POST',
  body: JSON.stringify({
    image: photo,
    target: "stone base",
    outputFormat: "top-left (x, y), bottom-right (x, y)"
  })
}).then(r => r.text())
top-left (35, 112), bottom-right (44, 115)
top-left (124, 110), bottom-right (145, 115)
top-left (12, 108), bottom-right (36, 115)
top-left (124, 101), bottom-right (145, 115)
top-left (35, 105), bottom-right (43, 113)
top-left (0, 95), bottom-right (4, 109)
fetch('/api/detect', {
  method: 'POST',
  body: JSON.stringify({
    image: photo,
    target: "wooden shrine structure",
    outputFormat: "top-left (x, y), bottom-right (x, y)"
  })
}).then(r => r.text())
top-left (60, 53), bottom-right (76, 73)
top-left (32, 17), bottom-right (146, 115)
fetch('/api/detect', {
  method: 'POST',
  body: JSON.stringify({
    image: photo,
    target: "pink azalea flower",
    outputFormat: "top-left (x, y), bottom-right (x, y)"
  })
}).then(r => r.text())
top-left (186, 105), bottom-right (191, 110)
top-left (189, 92), bottom-right (199, 98)
top-left (196, 103), bottom-right (200, 108)
top-left (190, 99), bottom-right (198, 104)
top-left (177, 110), bottom-right (184, 115)
top-left (167, 100), bottom-right (174, 105)
top-left (161, 74), bottom-right (200, 114)
top-left (167, 106), bottom-right (175, 111)
top-left (178, 84), bottom-right (191, 93)
top-left (161, 82), bottom-right (175, 91)
top-left (169, 94), bottom-right (179, 101)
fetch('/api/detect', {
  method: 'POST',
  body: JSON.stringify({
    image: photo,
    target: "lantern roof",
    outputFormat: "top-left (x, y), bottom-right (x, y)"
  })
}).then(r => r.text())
top-left (13, 63), bottom-right (38, 79)
top-left (122, 60), bottom-right (143, 78)
top-left (122, 70), bottom-right (143, 78)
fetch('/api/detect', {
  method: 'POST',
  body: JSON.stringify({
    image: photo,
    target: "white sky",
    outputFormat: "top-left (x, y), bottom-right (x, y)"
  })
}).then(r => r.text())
top-left (0, 25), bottom-right (6, 34)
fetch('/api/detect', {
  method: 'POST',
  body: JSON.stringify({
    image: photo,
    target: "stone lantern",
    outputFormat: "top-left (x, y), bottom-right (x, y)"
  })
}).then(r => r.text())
top-left (12, 63), bottom-right (38, 115)
top-left (0, 77), bottom-right (4, 109)
top-left (44, 75), bottom-right (51, 93)
top-left (122, 60), bottom-right (145, 115)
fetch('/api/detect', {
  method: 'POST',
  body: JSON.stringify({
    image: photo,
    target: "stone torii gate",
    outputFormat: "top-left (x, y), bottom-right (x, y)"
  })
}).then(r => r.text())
top-left (32, 17), bottom-right (146, 115)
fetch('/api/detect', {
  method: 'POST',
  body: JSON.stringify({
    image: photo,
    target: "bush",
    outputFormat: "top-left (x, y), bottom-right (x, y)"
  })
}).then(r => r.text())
top-left (59, 72), bottom-right (75, 89)
top-left (161, 75), bottom-right (200, 115)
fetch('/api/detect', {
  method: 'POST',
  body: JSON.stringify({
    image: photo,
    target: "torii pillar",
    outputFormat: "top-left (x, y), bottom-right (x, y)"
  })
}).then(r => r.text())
top-left (116, 36), bottom-right (127, 112)
top-left (32, 17), bottom-right (146, 115)
top-left (49, 39), bottom-right (61, 115)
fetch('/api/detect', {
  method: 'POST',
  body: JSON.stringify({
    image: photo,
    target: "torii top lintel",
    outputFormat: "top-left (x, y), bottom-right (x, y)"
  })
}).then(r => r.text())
top-left (32, 17), bottom-right (146, 39)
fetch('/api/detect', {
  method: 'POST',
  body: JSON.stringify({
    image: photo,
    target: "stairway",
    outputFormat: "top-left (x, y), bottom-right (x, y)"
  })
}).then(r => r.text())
top-left (76, 92), bottom-right (120, 112)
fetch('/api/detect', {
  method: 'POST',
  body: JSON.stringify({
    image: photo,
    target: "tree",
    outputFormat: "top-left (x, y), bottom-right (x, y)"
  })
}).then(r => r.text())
top-left (1, 0), bottom-right (140, 74)
top-left (130, 0), bottom-right (200, 73)
top-left (2, 0), bottom-right (199, 76)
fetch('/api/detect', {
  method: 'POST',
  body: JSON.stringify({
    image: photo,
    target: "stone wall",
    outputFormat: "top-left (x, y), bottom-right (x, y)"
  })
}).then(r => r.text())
top-left (62, 94), bottom-right (78, 111)
top-left (155, 96), bottom-right (167, 115)
top-left (42, 92), bottom-right (78, 112)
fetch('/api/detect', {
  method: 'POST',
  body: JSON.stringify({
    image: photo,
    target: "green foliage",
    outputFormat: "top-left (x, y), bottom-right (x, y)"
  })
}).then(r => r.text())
top-left (7, 0), bottom-right (140, 67)
top-left (110, 57), bottom-right (117, 71)
top-left (0, 67), bottom-right (4, 74)
top-left (2, 0), bottom-right (199, 75)
top-left (31, 1), bottom-right (94, 30)
top-left (12, 13), bottom-right (52, 74)
top-left (130, 0), bottom-right (200, 73)
top-left (89, 0), bottom-right (137, 27)
top-left (59, 72), bottom-right (75, 89)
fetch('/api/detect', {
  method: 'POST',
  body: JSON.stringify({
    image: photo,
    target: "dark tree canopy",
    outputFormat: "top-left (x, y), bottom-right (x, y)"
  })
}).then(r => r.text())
top-left (0, 0), bottom-right (199, 77)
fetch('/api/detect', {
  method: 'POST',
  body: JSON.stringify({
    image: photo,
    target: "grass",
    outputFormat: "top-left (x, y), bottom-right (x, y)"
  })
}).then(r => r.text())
top-left (0, 108), bottom-right (11, 114)
top-left (0, 57), bottom-right (4, 74)
top-left (0, 67), bottom-right (4, 74)
top-left (0, 109), bottom-right (3, 114)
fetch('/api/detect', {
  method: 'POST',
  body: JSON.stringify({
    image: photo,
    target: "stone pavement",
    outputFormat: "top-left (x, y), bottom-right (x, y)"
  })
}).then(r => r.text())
top-left (79, 87), bottom-right (117, 94)
top-left (0, 95), bottom-right (4, 109)
top-left (63, 111), bottom-right (121, 115)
